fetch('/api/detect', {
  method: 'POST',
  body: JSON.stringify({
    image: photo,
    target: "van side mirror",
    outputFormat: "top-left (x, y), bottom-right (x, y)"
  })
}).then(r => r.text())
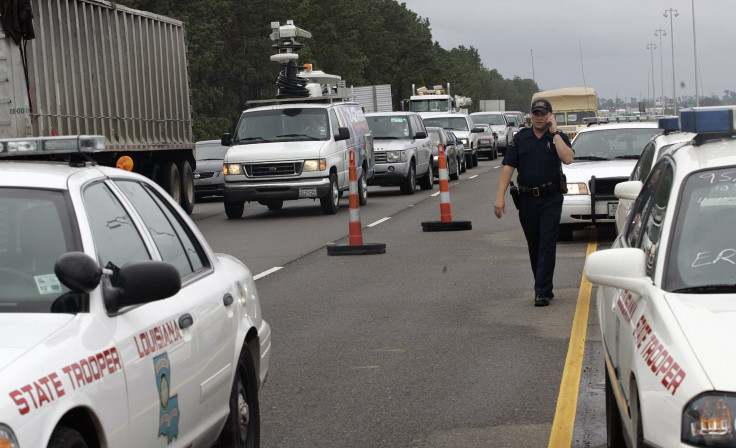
top-left (335, 127), bottom-right (350, 141)
top-left (221, 133), bottom-right (232, 146)
top-left (414, 131), bottom-right (427, 139)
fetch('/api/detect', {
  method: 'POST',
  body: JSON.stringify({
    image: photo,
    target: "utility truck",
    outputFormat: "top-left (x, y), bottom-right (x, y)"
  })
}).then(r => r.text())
top-left (0, 0), bottom-right (196, 213)
top-left (408, 84), bottom-right (472, 117)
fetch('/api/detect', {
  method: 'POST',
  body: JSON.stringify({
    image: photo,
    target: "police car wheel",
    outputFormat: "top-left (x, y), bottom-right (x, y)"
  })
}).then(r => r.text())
top-left (604, 366), bottom-right (626, 447)
top-left (218, 349), bottom-right (260, 448)
top-left (48, 426), bottom-right (88, 448)
top-left (631, 384), bottom-right (645, 448)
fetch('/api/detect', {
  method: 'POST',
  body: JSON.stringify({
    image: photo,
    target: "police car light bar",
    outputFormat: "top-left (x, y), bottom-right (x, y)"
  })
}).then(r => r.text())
top-left (680, 106), bottom-right (736, 134)
top-left (582, 115), bottom-right (664, 124)
top-left (658, 116), bottom-right (680, 132)
top-left (0, 135), bottom-right (106, 157)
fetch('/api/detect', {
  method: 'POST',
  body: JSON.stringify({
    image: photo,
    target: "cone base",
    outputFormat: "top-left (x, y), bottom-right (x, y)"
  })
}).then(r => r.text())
top-left (421, 220), bottom-right (472, 232)
top-left (327, 242), bottom-right (387, 256)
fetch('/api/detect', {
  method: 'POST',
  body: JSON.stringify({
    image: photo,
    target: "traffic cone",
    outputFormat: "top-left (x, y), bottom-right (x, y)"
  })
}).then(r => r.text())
top-left (421, 143), bottom-right (472, 232)
top-left (327, 150), bottom-right (386, 255)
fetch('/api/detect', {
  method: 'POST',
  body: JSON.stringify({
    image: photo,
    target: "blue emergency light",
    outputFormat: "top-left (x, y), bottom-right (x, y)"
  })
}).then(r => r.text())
top-left (680, 106), bottom-right (736, 134)
top-left (658, 116), bottom-right (679, 131)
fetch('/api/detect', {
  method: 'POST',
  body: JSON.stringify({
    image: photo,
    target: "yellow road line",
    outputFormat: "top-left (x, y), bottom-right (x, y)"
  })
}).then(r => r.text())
top-left (548, 228), bottom-right (598, 447)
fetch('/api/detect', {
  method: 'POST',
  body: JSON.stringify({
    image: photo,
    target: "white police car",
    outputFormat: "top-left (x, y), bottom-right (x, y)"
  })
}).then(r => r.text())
top-left (559, 119), bottom-right (661, 240)
top-left (586, 106), bottom-right (736, 447)
top-left (613, 118), bottom-right (696, 232)
top-left (0, 136), bottom-right (271, 448)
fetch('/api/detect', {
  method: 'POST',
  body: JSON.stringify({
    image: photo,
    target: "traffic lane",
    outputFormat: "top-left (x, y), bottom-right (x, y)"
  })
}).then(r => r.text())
top-left (254, 169), bottom-right (592, 447)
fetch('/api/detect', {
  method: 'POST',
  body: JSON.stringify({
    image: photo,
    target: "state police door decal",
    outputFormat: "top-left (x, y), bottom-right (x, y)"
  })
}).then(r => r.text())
top-left (154, 353), bottom-right (180, 443)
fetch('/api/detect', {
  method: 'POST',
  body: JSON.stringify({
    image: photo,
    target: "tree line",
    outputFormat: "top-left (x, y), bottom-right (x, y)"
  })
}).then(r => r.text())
top-left (117, 0), bottom-right (539, 140)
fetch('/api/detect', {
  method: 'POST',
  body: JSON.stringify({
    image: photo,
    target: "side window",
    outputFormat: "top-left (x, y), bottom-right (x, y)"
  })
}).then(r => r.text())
top-left (116, 181), bottom-right (207, 277)
top-left (414, 116), bottom-right (427, 134)
top-left (329, 109), bottom-right (340, 137)
top-left (84, 182), bottom-right (150, 269)
top-left (624, 159), bottom-right (668, 248)
top-left (638, 162), bottom-right (674, 276)
top-left (632, 141), bottom-right (656, 181)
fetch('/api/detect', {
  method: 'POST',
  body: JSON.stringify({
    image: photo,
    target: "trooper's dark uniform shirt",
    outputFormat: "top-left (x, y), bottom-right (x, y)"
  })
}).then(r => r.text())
top-left (502, 126), bottom-right (573, 299)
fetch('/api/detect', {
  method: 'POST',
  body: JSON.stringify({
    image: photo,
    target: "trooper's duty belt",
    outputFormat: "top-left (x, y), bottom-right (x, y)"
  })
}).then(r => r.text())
top-left (518, 181), bottom-right (559, 197)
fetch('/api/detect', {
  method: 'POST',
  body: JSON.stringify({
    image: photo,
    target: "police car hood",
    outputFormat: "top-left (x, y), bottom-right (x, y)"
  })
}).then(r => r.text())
top-left (666, 292), bottom-right (736, 389)
top-left (225, 140), bottom-right (330, 163)
top-left (562, 160), bottom-right (637, 183)
top-left (373, 139), bottom-right (415, 151)
top-left (0, 314), bottom-right (74, 371)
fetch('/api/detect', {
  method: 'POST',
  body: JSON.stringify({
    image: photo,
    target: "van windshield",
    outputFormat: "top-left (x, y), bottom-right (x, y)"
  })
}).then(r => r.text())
top-left (233, 108), bottom-right (329, 144)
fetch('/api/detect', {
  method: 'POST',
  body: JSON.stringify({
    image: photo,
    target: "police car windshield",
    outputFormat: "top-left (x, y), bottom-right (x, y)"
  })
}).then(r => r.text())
top-left (234, 108), bottom-right (330, 143)
top-left (666, 166), bottom-right (736, 293)
top-left (572, 128), bottom-right (660, 159)
top-left (0, 189), bottom-right (76, 313)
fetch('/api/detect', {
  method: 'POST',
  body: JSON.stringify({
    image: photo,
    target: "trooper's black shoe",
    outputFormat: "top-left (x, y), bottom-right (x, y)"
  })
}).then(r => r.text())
top-left (534, 295), bottom-right (550, 307)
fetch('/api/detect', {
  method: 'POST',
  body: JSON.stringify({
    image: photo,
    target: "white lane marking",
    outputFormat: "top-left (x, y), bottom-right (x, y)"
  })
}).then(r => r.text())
top-left (254, 266), bottom-right (283, 280)
top-left (367, 217), bottom-right (391, 227)
top-left (469, 175), bottom-right (479, 179)
top-left (431, 191), bottom-right (440, 197)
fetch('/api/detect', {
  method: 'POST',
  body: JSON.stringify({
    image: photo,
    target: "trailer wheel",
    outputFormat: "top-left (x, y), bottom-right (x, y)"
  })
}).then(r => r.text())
top-left (179, 161), bottom-right (195, 215)
top-left (160, 162), bottom-right (181, 205)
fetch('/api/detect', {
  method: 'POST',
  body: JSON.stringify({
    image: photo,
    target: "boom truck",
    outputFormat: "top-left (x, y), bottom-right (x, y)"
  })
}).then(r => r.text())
top-left (407, 84), bottom-right (472, 117)
top-left (0, 0), bottom-right (196, 213)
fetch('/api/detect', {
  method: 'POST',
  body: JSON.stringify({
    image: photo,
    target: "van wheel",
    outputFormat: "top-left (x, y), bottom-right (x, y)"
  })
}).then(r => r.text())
top-left (48, 426), bottom-right (88, 448)
top-left (225, 201), bottom-right (245, 219)
top-left (358, 169), bottom-right (368, 205)
top-left (419, 162), bottom-right (433, 190)
top-left (160, 161), bottom-right (181, 204)
top-left (400, 163), bottom-right (416, 195)
top-left (265, 200), bottom-right (283, 211)
top-left (320, 173), bottom-right (339, 214)
top-left (179, 161), bottom-right (195, 215)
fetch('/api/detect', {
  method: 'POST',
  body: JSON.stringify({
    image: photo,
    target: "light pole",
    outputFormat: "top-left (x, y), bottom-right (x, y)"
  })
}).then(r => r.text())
top-left (647, 43), bottom-right (657, 110)
top-left (664, 8), bottom-right (679, 113)
top-left (691, 0), bottom-right (699, 106)
top-left (655, 29), bottom-right (666, 112)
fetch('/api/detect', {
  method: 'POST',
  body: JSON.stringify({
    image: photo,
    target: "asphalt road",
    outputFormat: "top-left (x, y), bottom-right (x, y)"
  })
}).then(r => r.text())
top-left (191, 159), bottom-right (617, 448)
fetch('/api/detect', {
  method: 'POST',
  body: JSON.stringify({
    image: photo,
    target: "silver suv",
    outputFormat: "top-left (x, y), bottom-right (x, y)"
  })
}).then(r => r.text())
top-left (365, 112), bottom-right (434, 194)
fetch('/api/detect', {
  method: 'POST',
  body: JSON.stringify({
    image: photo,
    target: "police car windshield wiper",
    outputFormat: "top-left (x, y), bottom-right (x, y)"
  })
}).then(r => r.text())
top-left (614, 155), bottom-right (641, 159)
top-left (575, 155), bottom-right (610, 161)
top-left (672, 284), bottom-right (736, 294)
top-left (276, 134), bottom-right (319, 140)
top-left (234, 137), bottom-right (270, 143)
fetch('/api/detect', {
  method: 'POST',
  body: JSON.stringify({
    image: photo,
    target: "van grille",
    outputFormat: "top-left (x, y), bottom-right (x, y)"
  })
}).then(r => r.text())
top-left (244, 162), bottom-right (302, 177)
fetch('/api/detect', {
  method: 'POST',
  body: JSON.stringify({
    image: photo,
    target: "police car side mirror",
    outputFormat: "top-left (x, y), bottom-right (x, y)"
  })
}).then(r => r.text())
top-left (55, 252), bottom-right (103, 293)
top-left (335, 127), bottom-right (350, 141)
top-left (104, 260), bottom-right (182, 314)
top-left (585, 248), bottom-right (651, 296)
top-left (221, 133), bottom-right (232, 147)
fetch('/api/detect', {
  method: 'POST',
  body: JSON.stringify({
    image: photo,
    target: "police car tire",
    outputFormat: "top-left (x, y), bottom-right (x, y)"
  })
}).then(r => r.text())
top-left (217, 349), bottom-right (260, 448)
top-left (320, 173), bottom-right (339, 214)
top-left (419, 162), bottom-right (434, 190)
top-left (48, 426), bottom-right (88, 448)
top-left (631, 385), bottom-right (645, 448)
top-left (604, 367), bottom-right (626, 447)
top-left (179, 160), bottom-right (195, 215)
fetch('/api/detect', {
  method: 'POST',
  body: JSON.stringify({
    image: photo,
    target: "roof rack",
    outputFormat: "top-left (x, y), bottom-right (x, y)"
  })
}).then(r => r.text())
top-left (245, 95), bottom-right (356, 108)
top-left (583, 115), bottom-right (664, 124)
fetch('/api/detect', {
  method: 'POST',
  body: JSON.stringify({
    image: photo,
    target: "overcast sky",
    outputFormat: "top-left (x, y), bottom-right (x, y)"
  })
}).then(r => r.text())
top-left (399, 0), bottom-right (734, 102)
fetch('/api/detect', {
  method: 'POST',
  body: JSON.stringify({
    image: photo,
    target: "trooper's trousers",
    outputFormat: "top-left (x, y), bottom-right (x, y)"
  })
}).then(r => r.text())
top-left (517, 192), bottom-right (564, 297)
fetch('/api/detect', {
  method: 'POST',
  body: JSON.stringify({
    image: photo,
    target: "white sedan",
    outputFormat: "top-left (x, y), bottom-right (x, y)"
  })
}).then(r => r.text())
top-left (586, 106), bottom-right (736, 447)
top-left (0, 136), bottom-right (271, 448)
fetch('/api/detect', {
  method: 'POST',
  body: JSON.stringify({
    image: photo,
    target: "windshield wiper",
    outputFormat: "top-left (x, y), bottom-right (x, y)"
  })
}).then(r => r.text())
top-left (375, 136), bottom-right (399, 139)
top-left (672, 284), bottom-right (736, 294)
top-left (614, 155), bottom-right (641, 160)
top-left (575, 155), bottom-right (610, 161)
top-left (233, 137), bottom-right (270, 143)
top-left (276, 134), bottom-right (319, 140)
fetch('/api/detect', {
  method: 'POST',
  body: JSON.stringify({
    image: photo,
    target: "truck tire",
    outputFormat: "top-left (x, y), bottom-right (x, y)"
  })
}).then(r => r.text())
top-left (320, 173), bottom-right (339, 214)
top-left (225, 201), bottom-right (245, 219)
top-left (160, 161), bottom-right (181, 205)
top-left (179, 160), bottom-right (195, 215)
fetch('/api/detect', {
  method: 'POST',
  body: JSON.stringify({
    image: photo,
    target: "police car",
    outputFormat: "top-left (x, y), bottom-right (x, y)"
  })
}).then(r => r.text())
top-left (0, 136), bottom-right (271, 448)
top-left (585, 106), bottom-right (736, 447)
top-left (559, 119), bottom-right (662, 240)
top-left (613, 118), bottom-right (696, 232)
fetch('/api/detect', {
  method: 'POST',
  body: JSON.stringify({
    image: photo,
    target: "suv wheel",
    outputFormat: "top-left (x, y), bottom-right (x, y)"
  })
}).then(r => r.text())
top-left (400, 162), bottom-right (416, 195)
top-left (419, 162), bottom-right (434, 190)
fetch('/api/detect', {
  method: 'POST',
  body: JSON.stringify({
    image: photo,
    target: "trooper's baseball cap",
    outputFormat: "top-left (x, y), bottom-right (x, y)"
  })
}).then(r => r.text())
top-left (531, 98), bottom-right (553, 114)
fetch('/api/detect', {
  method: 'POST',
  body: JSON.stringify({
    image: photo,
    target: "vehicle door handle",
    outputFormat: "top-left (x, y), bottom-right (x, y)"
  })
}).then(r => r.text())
top-left (223, 293), bottom-right (234, 307)
top-left (179, 313), bottom-right (194, 329)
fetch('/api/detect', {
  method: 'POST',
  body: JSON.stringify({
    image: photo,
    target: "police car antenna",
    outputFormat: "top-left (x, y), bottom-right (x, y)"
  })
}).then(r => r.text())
top-left (269, 20), bottom-right (312, 99)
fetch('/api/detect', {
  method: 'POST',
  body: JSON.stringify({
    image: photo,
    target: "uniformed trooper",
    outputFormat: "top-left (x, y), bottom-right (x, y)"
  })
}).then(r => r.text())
top-left (493, 98), bottom-right (574, 306)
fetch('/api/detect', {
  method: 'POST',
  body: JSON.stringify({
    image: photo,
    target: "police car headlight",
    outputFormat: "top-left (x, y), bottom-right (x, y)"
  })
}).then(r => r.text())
top-left (303, 159), bottom-right (326, 171)
top-left (566, 183), bottom-right (589, 195)
top-left (386, 151), bottom-right (407, 163)
top-left (224, 163), bottom-right (243, 175)
top-left (682, 393), bottom-right (736, 445)
top-left (0, 424), bottom-right (20, 448)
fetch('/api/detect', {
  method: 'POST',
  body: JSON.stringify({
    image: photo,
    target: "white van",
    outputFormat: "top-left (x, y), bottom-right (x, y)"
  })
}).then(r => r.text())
top-left (221, 101), bottom-right (374, 218)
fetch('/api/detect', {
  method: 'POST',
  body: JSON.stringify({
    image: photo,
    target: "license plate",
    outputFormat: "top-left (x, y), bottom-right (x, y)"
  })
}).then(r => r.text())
top-left (608, 202), bottom-right (618, 218)
top-left (299, 188), bottom-right (317, 198)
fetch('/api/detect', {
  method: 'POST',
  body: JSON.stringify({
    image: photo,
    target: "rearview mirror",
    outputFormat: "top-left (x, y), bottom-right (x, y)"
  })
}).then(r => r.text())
top-left (221, 133), bottom-right (232, 146)
top-left (335, 127), bottom-right (351, 141)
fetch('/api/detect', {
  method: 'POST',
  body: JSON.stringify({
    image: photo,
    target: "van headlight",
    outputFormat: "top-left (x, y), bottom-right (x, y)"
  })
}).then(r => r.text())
top-left (566, 183), bottom-right (589, 195)
top-left (386, 151), bottom-right (407, 163)
top-left (682, 393), bottom-right (736, 446)
top-left (224, 163), bottom-right (243, 175)
top-left (0, 424), bottom-right (19, 448)
top-left (304, 159), bottom-right (326, 171)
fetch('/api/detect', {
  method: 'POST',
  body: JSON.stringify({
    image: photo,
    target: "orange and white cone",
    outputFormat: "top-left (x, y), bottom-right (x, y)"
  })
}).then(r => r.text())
top-left (327, 150), bottom-right (386, 255)
top-left (421, 144), bottom-right (472, 231)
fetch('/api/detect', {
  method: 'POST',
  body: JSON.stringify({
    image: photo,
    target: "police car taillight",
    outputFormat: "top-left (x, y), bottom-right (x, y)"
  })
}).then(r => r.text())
top-left (0, 135), bottom-right (105, 156)
top-left (680, 106), bottom-right (736, 134)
